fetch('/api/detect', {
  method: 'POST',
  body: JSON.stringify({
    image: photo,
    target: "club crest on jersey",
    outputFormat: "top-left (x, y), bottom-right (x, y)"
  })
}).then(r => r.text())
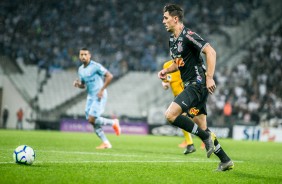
top-left (177, 42), bottom-right (183, 52)
top-left (189, 107), bottom-right (199, 116)
top-left (166, 74), bottom-right (172, 81)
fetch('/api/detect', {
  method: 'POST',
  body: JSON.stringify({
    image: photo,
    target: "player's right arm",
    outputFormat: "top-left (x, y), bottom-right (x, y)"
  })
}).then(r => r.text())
top-left (202, 44), bottom-right (216, 94)
top-left (73, 79), bottom-right (85, 89)
top-left (158, 61), bottom-right (178, 80)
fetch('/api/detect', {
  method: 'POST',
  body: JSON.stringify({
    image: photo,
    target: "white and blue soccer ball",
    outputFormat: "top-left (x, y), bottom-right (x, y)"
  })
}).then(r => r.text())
top-left (13, 145), bottom-right (36, 165)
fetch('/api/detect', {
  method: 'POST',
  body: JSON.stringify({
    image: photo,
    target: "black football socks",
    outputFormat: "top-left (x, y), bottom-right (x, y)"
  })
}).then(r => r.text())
top-left (173, 115), bottom-right (209, 141)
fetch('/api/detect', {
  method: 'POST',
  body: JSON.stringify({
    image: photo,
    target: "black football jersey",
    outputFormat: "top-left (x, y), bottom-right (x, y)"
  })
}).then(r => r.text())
top-left (169, 27), bottom-right (208, 85)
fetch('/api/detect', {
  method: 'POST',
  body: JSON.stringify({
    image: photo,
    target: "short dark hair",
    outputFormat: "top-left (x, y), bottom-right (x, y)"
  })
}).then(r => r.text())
top-left (163, 4), bottom-right (184, 22)
top-left (80, 47), bottom-right (90, 54)
top-left (80, 47), bottom-right (89, 51)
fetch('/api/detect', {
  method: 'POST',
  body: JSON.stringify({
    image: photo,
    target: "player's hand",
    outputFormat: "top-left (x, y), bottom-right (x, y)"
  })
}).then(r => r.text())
top-left (97, 89), bottom-right (104, 99)
top-left (73, 79), bottom-right (81, 88)
top-left (206, 77), bottom-right (216, 94)
top-left (162, 81), bottom-right (170, 90)
top-left (158, 69), bottom-right (167, 80)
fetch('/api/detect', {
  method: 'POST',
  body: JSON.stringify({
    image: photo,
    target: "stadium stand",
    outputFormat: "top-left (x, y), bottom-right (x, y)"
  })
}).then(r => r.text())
top-left (218, 0), bottom-right (282, 67)
top-left (211, 22), bottom-right (282, 126)
top-left (9, 65), bottom-right (43, 99)
top-left (1, 0), bottom-right (264, 73)
top-left (37, 70), bottom-right (82, 111)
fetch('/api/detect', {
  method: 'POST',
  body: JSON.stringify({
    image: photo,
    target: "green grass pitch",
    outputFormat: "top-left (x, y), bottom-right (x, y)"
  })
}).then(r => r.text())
top-left (1, 129), bottom-right (282, 184)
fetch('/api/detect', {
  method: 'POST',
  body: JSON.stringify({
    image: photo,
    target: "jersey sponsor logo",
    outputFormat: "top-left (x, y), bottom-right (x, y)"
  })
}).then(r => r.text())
top-left (84, 78), bottom-right (95, 84)
top-left (174, 58), bottom-right (185, 67)
top-left (177, 42), bottom-right (183, 52)
top-left (189, 107), bottom-right (200, 116)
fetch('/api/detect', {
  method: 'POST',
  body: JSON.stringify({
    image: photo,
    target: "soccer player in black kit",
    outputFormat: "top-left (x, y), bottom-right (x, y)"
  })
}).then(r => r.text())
top-left (158, 4), bottom-right (234, 171)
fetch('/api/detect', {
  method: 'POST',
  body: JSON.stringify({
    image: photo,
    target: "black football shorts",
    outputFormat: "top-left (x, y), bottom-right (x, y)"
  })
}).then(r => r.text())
top-left (174, 84), bottom-right (208, 117)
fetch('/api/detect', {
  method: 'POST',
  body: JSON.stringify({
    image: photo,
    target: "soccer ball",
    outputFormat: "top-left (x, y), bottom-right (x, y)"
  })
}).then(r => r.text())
top-left (13, 145), bottom-right (36, 165)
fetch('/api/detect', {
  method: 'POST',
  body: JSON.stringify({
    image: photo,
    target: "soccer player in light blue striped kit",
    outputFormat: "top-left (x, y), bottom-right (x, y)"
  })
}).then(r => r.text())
top-left (73, 48), bottom-right (121, 149)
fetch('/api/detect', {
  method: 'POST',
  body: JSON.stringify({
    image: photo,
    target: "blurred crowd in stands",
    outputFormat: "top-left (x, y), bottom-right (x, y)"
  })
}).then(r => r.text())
top-left (2, 0), bottom-right (282, 127)
top-left (210, 26), bottom-right (282, 127)
top-left (1, 0), bottom-right (261, 74)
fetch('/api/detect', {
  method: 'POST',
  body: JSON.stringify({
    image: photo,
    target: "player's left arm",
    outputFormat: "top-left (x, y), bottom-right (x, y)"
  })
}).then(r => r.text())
top-left (158, 62), bottom-right (178, 80)
top-left (202, 44), bottom-right (216, 94)
top-left (97, 71), bottom-right (113, 99)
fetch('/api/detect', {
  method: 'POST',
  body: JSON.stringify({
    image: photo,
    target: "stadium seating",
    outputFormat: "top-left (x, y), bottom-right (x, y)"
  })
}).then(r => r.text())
top-left (1, 0), bottom-right (264, 75)
top-left (37, 70), bottom-right (82, 111)
top-left (9, 65), bottom-right (45, 99)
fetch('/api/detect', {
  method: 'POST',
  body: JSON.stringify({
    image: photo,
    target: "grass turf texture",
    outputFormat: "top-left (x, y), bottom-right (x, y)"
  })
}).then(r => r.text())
top-left (0, 129), bottom-right (282, 184)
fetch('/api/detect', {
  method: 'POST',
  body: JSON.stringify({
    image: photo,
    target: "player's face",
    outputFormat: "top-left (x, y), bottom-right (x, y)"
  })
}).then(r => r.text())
top-left (79, 50), bottom-right (91, 64)
top-left (163, 12), bottom-right (176, 32)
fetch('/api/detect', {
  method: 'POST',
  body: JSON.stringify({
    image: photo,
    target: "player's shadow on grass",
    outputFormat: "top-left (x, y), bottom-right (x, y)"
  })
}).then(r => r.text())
top-left (233, 171), bottom-right (281, 182)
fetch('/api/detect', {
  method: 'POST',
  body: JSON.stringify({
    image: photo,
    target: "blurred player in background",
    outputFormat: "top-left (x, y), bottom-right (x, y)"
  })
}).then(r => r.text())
top-left (73, 48), bottom-right (121, 149)
top-left (16, 108), bottom-right (23, 129)
top-left (158, 4), bottom-right (234, 171)
top-left (2, 106), bottom-right (9, 129)
top-left (161, 60), bottom-right (196, 155)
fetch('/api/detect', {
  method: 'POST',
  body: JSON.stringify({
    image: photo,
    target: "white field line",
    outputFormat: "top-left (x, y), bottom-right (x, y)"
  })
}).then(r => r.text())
top-left (42, 150), bottom-right (191, 159)
top-left (0, 149), bottom-right (243, 164)
top-left (42, 150), bottom-right (244, 162)
top-left (2, 149), bottom-right (179, 159)
top-left (1, 160), bottom-right (243, 164)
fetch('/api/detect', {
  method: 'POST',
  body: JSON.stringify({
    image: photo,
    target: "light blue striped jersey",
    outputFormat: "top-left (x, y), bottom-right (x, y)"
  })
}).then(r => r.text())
top-left (78, 60), bottom-right (108, 97)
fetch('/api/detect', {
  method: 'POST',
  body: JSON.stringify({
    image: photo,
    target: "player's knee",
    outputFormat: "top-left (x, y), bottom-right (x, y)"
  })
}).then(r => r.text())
top-left (165, 111), bottom-right (177, 123)
top-left (88, 116), bottom-right (96, 125)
